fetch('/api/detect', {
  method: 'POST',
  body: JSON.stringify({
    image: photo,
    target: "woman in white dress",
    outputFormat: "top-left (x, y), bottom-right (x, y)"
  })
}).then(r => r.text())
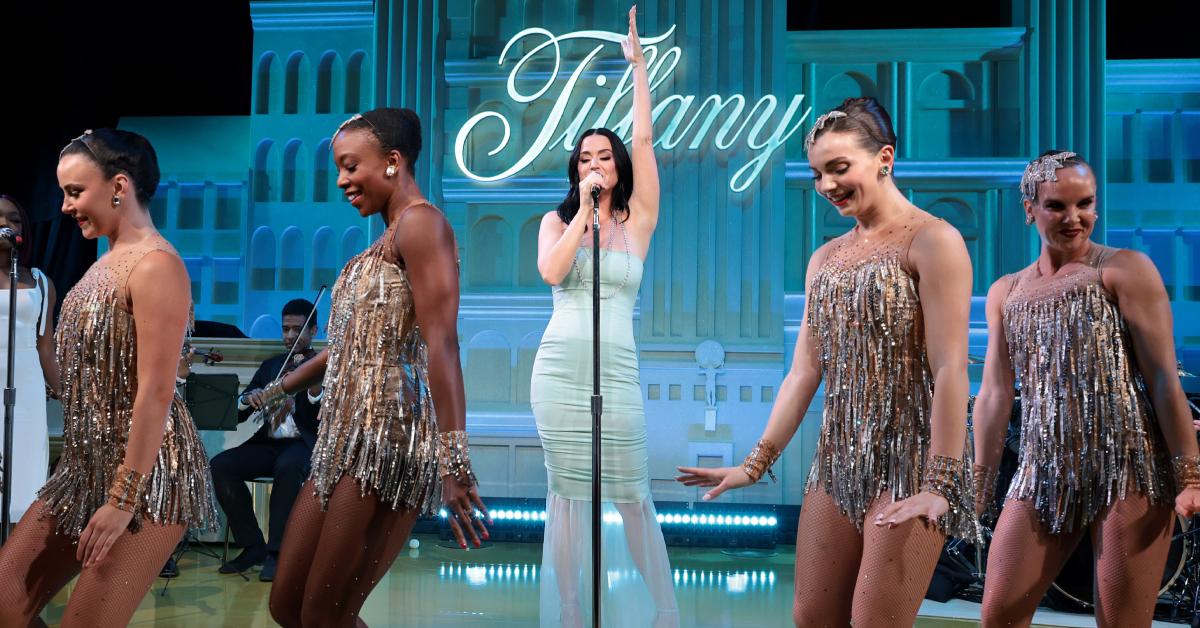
top-left (0, 194), bottom-right (59, 523)
top-left (530, 8), bottom-right (678, 627)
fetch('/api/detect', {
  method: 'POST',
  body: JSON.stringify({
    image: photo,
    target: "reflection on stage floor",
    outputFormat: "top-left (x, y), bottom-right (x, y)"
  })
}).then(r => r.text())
top-left (41, 534), bottom-right (1181, 626)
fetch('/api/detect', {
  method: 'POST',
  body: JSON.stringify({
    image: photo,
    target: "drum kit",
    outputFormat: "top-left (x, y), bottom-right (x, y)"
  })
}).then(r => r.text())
top-left (938, 358), bottom-right (1200, 624)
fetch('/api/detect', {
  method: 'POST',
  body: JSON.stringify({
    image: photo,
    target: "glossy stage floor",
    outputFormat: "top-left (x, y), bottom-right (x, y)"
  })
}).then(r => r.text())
top-left (39, 534), bottom-right (1184, 627)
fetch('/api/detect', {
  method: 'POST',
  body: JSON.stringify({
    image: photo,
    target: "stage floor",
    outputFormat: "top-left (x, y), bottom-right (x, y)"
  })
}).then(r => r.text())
top-left (41, 534), bottom-right (1183, 626)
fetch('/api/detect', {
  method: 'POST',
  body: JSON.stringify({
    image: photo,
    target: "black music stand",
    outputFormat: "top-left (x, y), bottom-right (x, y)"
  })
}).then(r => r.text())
top-left (184, 373), bottom-right (240, 431)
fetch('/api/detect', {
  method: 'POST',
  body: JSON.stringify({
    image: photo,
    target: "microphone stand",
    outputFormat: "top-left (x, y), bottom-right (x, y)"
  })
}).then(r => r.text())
top-left (589, 187), bottom-right (602, 627)
top-left (2, 239), bottom-right (19, 543)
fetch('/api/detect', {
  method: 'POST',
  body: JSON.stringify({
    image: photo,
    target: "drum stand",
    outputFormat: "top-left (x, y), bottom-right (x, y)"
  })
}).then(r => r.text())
top-left (1168, 392), bottom-right (1200, 625)
top-left (942, 535), bottom-right (987, 599)
top-left (1159, 517), bottom-right (1200, 625)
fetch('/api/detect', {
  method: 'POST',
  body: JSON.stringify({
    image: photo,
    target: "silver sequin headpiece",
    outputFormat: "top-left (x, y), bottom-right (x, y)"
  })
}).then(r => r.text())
top-left (1020, 151), bottom-right (1077, 201)
top-left (60, 129), bottom-right (95, 158)
top-left (332, 113), bottom-right (378, 143)
top-left (804, 110), bottom-right (848, 151)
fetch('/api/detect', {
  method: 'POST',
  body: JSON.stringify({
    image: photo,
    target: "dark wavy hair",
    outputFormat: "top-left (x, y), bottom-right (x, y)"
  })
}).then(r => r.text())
top-left (0, 194), bottom-right (34, 268)
top-left (335, 107), bottom-right (422, 175)
top-left (59, 128), bottom-right (161, 206)
top-left (555, 128), bottom-right (633, 225)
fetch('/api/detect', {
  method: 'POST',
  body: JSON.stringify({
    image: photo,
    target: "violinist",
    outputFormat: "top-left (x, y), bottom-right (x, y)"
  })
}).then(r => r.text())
top-left (210, 298), bottom-right (323, 581)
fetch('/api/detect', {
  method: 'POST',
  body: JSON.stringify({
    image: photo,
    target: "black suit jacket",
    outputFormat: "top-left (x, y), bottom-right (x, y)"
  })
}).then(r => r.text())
top-left (239, 354), bottom-right (321, 449)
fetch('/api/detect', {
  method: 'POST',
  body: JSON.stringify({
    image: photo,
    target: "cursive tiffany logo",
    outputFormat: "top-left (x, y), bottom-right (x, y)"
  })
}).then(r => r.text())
top-left (454, 24), bottom-right (811, 193)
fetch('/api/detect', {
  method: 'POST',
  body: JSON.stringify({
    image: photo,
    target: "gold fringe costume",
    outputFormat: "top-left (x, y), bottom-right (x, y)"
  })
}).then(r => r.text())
top-left (39, 237), bottom-right (217, 536)
top-left (1002, 243), bottom-right (1172, 533)
top-left (804, 215), bottom-right (979, 541)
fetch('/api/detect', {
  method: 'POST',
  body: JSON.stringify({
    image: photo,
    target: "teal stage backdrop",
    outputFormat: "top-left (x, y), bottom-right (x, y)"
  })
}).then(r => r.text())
top-left (117, 0), bottom-right (1200, 505)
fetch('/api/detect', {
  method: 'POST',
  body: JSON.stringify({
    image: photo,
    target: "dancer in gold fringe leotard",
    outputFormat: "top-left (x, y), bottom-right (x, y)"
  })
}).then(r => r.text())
top-left (0, 129), bottom-right (216, 627)
top-left (974, 150), bottom-right (1200, 626)
top-left (679, 97), bottom-right (979, 627)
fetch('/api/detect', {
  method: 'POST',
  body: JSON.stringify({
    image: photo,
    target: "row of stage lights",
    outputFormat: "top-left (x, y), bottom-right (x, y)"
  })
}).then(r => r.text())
top-left (436, 562), bottom-right (778, 593)
top-left (437, 508), bottom-right (779, 529)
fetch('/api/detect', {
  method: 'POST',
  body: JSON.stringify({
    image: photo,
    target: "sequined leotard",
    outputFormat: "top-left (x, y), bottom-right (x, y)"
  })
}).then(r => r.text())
top-left (308, 216), bottom-right (440, 513)
top-left (804, 214), bottom-right (978, 540)
top-left (38, 238), bottom-right (217, 536)
top-left (1002, 243), bottom-right (1172, 533)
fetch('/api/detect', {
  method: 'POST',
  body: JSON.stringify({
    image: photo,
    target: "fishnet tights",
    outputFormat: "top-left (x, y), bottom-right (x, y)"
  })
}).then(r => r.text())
top-left (981, 492), bottom-right (1173, 627)
top-left (269, 478), bottom-right (420, 628)
top-left (0, 499), bottom-right (184, 628)
top-left (792, 489), bottom-right (945, 627)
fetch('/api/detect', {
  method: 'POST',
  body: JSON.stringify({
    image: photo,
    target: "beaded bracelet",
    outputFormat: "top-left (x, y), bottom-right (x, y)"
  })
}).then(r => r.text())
top-left (437, 430), bottom-right (478, 487)
top-left (972, 463), bottom-right (998, 511)
top-left (107, 463), bottom-right (148, 513)
top-left (260, 379), bottom-right (288, 407)
top-left (922, 455), bottom-right (964, 502)
top-left (1173, 455), bottom-right (1200, 490)
top-left (741, 439), bottom-right (782, 483)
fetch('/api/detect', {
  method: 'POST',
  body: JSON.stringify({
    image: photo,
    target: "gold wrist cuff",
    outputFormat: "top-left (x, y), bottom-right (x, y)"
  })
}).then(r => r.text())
top-left (1173, 455), bottom-right (1200, 490)
top-left (107, 463), bottom-right (148, 513)
top-left (741, 439), bottom-right (782, 483)
top-left (437, 430), bottom-right (478, 487)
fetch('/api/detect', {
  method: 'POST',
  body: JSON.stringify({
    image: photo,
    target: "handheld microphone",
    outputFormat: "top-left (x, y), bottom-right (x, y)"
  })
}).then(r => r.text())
top-left (590, 185), bottom-right (601, 232)
top-left (0, 227), bottom-right (20, 247)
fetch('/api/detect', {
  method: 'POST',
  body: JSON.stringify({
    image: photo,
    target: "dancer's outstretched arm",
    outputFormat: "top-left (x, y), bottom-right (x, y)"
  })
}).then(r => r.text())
top-left (675, 244), bottom-right (832, 500)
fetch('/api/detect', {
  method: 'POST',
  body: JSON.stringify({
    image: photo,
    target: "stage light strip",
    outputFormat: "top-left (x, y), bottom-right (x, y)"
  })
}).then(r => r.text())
top-left (656, 513), bottom-right (779, 527)
top-left (438, 508), bottom-right (778, 528)
top-left (436, 562), bottom-right (777, 592)
top-left (673, 569), bottom-right (777, 593)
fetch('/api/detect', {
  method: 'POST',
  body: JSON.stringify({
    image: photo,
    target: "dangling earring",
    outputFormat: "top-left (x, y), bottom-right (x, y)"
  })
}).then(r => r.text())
top-left (385, 165), bottom-right (397, 177)
top-left (879, 165), bottom-right (890, 177)
top-left (112, 195), bottom-right (122, 208)
top-left (1025, 214), bottom-right (1034, 226)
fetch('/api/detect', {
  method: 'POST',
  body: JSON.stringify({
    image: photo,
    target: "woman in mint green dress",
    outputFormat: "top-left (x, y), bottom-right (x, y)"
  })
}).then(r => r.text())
top-left (530, 7), bottom-right (677, 627)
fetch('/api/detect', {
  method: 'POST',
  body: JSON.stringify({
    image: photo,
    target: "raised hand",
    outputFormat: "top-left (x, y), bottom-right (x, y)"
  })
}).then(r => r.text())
top-left (621, 5), bottom-right (644, 66)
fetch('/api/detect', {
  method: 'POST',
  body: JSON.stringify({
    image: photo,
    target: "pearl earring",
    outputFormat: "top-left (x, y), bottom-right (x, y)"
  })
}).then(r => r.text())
top-left (385, 165), bottom-right (397, 177)
top-left (112, 195), bottom-right (121, 207)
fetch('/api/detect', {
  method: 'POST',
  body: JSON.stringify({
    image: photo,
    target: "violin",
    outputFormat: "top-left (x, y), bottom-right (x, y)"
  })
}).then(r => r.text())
top-left (244, 349), bottom-right (319, 430)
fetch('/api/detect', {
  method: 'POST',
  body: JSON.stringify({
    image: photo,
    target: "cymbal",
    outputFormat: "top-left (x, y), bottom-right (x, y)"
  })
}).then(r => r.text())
top-left (968, 354), bottom-right (985, 365)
